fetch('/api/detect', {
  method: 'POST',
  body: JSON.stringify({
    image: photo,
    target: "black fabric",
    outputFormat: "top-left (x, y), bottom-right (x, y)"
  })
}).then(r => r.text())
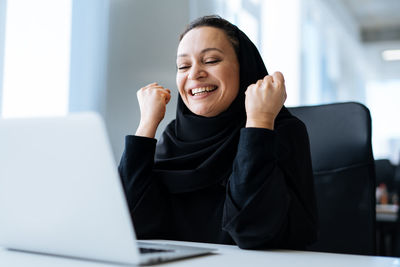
top-left (119, 26), bottom-right (318, 249)
top-left (289, 102), bottom-right (376, 255)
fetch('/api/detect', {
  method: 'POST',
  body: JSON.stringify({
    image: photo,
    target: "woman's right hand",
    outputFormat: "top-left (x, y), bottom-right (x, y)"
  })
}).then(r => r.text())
top-left (135, 82), bottom-right (171, 138)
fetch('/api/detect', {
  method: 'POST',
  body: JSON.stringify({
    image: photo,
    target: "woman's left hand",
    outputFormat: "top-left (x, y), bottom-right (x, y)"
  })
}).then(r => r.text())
top-left (245, 71), bottom-right (287, 130)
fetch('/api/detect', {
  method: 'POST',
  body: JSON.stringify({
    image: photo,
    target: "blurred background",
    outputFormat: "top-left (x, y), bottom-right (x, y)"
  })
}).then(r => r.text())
top-left (0, 0), bottom-right (399, 163)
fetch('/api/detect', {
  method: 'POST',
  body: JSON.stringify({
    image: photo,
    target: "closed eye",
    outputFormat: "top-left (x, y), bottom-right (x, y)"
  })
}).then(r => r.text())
top-left (178, 65), bottom-right (190, 70)
top-left (205, 59), bottom-right (220, 64)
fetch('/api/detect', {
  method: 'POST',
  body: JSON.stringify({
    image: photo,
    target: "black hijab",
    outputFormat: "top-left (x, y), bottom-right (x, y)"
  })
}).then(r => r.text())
top-left (154, 25), bottom-right (289, 193)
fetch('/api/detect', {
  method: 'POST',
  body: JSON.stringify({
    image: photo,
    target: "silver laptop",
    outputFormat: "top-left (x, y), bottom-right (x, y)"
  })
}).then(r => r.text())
top-left (0, 113), bottom-right (214, 265)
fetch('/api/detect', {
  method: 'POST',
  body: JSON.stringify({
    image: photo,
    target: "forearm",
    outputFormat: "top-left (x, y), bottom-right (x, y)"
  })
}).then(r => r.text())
top-left (245, 113), bottom-right (275, 130)
top-left (223, 126), bottom-right (317, 249)
top-left (135, 121), bottom-right (159, 139)
top-left (118, 135), bottom-right (157, 208)
top-left (228, 128), bottom-right (280, 208)
top-left (118, 135), bottom-right (173, 239)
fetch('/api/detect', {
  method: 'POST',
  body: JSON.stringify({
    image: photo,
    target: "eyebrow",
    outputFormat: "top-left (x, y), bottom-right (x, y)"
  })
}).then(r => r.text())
top-left (177, 47), bottom-right (224, 58)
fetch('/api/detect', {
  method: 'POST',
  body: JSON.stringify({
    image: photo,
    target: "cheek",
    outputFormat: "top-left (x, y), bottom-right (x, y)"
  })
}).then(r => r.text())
top-left (222, 69), bottom-right (239, 97)
top-left (231, 75), bottom-right (240, 95)
top-left (176, 75), bottom-right (185, 94)
top-left (176, 74), bottom-right (189, 101)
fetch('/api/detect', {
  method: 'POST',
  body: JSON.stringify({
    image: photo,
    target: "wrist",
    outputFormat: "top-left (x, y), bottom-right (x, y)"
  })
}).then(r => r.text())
top-left (246, 117), bottom-right (274, 130)
top-left (245, 111), bottom-right (276, 130)
top-left (245, 120), bottom-right (274, 130)
top-left (135, 120), bottom-right (159, 138)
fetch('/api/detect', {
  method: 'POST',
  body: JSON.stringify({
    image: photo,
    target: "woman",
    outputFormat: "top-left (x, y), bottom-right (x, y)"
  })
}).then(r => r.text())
top-left (119, 15), bottom-right (317, 249)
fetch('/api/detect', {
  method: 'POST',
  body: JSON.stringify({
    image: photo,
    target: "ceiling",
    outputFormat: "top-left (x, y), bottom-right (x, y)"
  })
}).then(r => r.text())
top-left (342, 0), bottom-right (400, 28)
top-left (340, 0), bottom-right (400, 42)
top-left (338, 0), bottom-right (400, 80)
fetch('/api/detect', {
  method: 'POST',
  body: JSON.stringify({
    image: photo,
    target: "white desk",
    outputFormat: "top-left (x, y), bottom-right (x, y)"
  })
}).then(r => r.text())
top-left (1, 240), bottom-right (399, 267)
top-left (377, 204), bottom-right (399, 222)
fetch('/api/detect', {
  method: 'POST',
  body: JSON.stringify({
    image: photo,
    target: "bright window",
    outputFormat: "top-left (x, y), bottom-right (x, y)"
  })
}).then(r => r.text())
top-left (367, 80), bottom-right (400, 163)
top-left (1, 0), bottom-right (71, 118)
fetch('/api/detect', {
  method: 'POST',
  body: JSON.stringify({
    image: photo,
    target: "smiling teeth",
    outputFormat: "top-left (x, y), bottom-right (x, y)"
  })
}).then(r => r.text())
top-left (191, 86), bottom-right (217, 95)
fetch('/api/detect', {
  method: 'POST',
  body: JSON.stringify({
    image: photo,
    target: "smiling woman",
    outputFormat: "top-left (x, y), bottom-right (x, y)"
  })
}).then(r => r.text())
top-left (176, 27), bottom-right (240, 117)
top-left (118, 15), bottom-right (318, 249)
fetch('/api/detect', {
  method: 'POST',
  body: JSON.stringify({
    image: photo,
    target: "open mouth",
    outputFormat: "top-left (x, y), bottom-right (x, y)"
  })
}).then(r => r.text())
top-left (190, 86), bottom-right (218, 96)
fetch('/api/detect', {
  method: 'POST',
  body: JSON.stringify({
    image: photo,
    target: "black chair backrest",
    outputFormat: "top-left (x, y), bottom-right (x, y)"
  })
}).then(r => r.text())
top-left (288, 102), bottom-right (376, 255)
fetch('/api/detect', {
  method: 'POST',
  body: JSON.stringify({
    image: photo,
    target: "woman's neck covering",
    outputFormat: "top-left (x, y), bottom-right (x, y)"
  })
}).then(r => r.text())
top-left (154, 25), bottom-right (289, 193)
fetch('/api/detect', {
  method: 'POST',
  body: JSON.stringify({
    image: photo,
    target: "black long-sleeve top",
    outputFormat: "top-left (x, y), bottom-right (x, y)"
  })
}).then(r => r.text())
top-left (118, 117), bottom-right (318, 249)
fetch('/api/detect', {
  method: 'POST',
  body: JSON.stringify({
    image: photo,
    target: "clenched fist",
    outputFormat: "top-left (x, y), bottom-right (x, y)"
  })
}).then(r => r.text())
top-left (245, 72), bottom-right (287, 130)
top-left (135, 82), bottom-right (171, 138)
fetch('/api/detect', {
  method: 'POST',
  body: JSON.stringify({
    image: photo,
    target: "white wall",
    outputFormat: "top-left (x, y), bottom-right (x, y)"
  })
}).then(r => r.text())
top-left (104, 0), bottom-right (189, 161)
top-left (69, 0), bottom-right (109, 116)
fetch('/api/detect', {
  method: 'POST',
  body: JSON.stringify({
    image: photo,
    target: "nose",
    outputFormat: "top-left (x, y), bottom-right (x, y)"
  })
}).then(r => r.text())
top-left (188, 63), bottom-right (207, 80)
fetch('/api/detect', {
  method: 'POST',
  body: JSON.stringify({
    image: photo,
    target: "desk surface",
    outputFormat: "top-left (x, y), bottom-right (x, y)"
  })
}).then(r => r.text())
top-left (1, 240), bottom-right (399, 267)
top-left (377, 204), bottom-right (399, 222)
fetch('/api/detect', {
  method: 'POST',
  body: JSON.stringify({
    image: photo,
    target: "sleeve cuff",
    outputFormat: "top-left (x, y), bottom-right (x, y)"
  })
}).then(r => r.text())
top-left (124, 135), bottom-right (157, 156)
top-left (238, 128), bottom-right (278, 160)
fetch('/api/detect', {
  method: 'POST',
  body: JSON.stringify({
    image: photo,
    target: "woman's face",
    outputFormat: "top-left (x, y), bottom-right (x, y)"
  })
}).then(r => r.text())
top-left (176, 26), bottom-right (240, 117)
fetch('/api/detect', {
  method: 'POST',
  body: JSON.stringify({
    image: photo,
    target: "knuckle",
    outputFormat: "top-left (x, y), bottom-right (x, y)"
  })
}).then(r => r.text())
top-left (274, 71), bottom-right (285, 82)
top-left (263, 76), bottom-right (273, 85)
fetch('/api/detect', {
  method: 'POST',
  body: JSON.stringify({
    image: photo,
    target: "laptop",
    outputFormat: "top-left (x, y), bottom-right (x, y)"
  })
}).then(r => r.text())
top-left (0, 113), bottom-right (214, 265)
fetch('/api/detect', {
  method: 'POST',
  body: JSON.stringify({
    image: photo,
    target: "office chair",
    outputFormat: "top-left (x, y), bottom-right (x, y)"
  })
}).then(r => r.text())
top-left (288, 102), bottom-right (376, 255)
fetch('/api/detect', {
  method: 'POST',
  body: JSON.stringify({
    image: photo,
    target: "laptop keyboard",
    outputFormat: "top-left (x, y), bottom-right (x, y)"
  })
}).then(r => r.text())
top-left (139, 247), bottom-right (174, 254)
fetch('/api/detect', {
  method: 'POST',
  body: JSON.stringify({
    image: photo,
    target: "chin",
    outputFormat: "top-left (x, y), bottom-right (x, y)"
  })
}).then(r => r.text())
top-left (189, 106), bottom-right (215, 117)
